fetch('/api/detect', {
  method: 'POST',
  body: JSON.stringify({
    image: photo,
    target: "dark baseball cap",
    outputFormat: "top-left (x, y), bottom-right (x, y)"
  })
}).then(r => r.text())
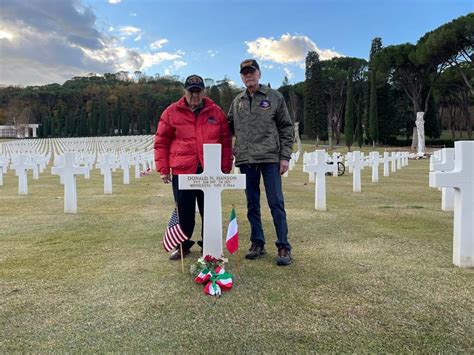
top-left (240, 59), bottom-right (260, 73)
top-left (184, 75), bottom-right (205, 90)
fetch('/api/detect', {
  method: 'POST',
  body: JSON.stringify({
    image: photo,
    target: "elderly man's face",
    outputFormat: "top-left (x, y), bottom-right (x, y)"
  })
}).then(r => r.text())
top-left (240, 68), bottom-right (260, 88)
top-left (184, 88), bottom-right (205, 108)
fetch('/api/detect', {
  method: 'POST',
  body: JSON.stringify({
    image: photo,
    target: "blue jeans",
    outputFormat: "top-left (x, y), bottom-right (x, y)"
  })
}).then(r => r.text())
top-left (239, 163), bottom-right (291, 251)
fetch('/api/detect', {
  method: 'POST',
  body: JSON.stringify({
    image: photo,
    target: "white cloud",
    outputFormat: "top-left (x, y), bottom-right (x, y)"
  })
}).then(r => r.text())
top-left (108, 0), bottom-right (122, 4)
top-left (0, 30), bottom-right (14, 40)
top-left (118, 26), bottom-right (141, 37)
top-left (283, 67), bottom-right (293, 79)
top-left (150, 39), bottom-right (168, 50)
top-left (207, 49), bottom-right (218, 57)
top-left (130, 13), bottom-right (137, 17)
top-left (172, 60), bottom-right (187, 70)
top-left (245, 33), bottom-right (343, 64)
top-left (0, 0), bottom-right (185, 86)
top-left (134, 34), bottom-right (141, 42)
top-left (163, 60), bottom-right (187, 76)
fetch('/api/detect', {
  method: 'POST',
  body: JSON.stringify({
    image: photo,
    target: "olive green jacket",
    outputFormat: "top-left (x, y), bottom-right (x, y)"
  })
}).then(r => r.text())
top-left (227, 85), bottom-right (294, 165)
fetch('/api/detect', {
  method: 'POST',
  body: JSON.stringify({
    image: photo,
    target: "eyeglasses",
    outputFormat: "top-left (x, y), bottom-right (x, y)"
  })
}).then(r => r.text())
top-left (241, 68), bottom-right (256, 76)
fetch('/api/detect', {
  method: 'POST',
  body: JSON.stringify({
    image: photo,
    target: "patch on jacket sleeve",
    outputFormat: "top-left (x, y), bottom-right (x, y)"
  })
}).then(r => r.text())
top-left (207, 116), bottom-right (218, 124)
top-left (259, 100), bottom-right (271, 110)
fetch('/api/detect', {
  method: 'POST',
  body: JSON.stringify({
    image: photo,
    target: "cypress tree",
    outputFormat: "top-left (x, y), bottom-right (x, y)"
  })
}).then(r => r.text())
top-left (121, 110), bottom-right (130, 135)
top-left (367, 37), bottom-right (382, 146)
top-left (98, 97), bottom-right (107, 136)
top-left (304, 51), bottom-right (319, 140)
top-left (78, 106), bottom-right (88, 137)
top-left (90, 101), bottom-right (98, 136)
top-left (344, 70), bottom-right (355, 150)
top-left (368, 71), bottom-right (378, 146)
top-left (424, 92), bottom-right (441, 139)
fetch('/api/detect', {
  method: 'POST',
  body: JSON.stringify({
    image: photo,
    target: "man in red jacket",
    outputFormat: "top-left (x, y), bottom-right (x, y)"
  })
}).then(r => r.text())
top-left (154, 75), bottom-right (233, 260)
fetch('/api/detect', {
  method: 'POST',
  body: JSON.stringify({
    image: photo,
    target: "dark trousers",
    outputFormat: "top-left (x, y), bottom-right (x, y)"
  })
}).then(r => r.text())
top-left (239, 163), bottom-right (291, 251)
top-left (172, 167), bottom-right (204, 250)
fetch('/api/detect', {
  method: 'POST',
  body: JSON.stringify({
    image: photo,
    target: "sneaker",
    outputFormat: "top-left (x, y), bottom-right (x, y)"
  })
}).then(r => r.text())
top-left (169, 247), bottom-right (191, 260)
top-left (245, 243), bottom-right (266, 260)
top-left (276, 248), bottom-right (292, 266)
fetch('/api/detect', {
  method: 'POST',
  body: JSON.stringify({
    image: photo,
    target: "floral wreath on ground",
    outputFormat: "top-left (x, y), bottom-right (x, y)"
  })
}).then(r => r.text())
top-left (190, 255), bottom-right (233, 296)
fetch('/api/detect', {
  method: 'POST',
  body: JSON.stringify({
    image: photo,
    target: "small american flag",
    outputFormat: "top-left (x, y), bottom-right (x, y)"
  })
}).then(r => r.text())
top-left (163, 207), bottom-right (188, 252)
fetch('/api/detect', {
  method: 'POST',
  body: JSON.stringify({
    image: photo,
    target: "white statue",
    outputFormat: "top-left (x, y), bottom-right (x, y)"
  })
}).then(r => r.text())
top-left (416, 112), bottom-right (425, 157)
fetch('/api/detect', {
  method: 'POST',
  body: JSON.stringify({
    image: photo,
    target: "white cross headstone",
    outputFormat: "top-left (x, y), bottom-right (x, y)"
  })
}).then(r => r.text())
top-left (96, 153), bottom-right (120, 194)
top-left (11, 155), bottom-right (35, 195)
top-left (52, 152), bottom-right (89, 213)
top-left (430, 150), bottom-right (442, 171)
top-left (179, 144), bottom-right (246, 258)
top-left (370, 152), bottom-right (380, 183)
top-left (119, 153), bottom-right (132, 185)
top-left (391, 152), bottom-right (397, 173)
top-left (332, 152), bottom-right (341, 177)
top-left (429, 141), bottom-right (474, 268)
top-left (303, 149), bottom-right (333, 210)
top-left (346, 152), bottom-right (353, 174)
top-left (429, 148), bottom-right (455, 212)
top-left (383, 152), bottom-right (390, 177)
top-left (351, 151), bottom-right (364, 192)
top-left (396, 152), bottom-right (402, 170)
top-left (0, 155), bottom-right (8, 186)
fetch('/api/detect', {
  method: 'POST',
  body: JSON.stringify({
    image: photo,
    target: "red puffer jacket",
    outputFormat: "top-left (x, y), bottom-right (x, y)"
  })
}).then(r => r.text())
top-left (154, 97), bottom-right (233, 175)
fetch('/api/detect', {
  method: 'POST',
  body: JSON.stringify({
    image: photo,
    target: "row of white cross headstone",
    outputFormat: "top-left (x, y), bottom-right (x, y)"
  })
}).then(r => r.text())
top-left (1, 135), bottom-right (154, 159)
top-left (302, 150), bottom-right (410, 210)
top-left (429, 141), bottom-right (473, 268)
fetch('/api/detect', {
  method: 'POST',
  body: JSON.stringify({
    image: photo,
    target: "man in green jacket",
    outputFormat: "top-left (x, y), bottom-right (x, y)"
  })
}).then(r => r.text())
top-left (228, 59), bottom-right (294, 266)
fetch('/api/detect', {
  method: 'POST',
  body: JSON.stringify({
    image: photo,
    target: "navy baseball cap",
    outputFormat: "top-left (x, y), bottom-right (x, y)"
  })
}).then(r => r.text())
top-left (184, 75), bottom-right (205, 90)
top-left (240, 59), bottom-right (260, 73)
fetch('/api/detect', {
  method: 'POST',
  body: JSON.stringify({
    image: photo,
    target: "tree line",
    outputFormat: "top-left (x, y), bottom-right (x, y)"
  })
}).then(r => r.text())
top-left (301, 13), bottom-right (473, 149)
top-left (0, 72), bottom-right (240, 138)
top-left (0, 14), bottom-right (471, 146)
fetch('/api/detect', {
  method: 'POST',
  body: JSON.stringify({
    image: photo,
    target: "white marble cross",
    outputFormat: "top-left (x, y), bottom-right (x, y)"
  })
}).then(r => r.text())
top-left (96, 153), bottom-right (120, 194)
top-left (346, 152), bottom-right (353, 174)
top-left (351, 151), bottom-right (364, 192)
top-left (10, 155), bottom-right (35, 195)
top-left (0, 155), bottom-right (8, 186)
top-left (179, 144), bottom-right (246, 258)
top-left (331, 152), bottom-right (341, 177)
top-left (0, 155), bottom-right (9, 176)
top-left (429, 148), bottom-right (455, 212)
top-left (396, 152), bottom-right (402, 170)
top-left (369, 152), bottom-right (380, 183)
top-left (119, 153), bottom-right (132, 185)
top-left (430, 150), bottom-right (442, 171)
top-left (383, 152), bottom-right (390, 177)
top-left (52, 152), bottom-right (89, 213)
top-left (390, 152), bottom-right (397, 173)
top-left (303, 149), bottom-right (333, 210)
top-left (429, 141), bottom-right (474, 268)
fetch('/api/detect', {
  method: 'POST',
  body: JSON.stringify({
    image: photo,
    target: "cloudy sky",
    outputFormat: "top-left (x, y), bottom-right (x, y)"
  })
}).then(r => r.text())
top-left (0, 0), bottom-right (471, 88)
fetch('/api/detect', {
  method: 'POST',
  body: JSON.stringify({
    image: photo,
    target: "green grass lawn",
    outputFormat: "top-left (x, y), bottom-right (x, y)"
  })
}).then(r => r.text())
top-left (1, 145), bottom-right (473, 352)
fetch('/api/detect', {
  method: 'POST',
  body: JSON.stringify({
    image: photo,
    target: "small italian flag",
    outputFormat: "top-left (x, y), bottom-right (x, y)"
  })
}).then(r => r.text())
top-left (226, 207), bottom-right (239, 254)
top-left (204, 282), bottom-right (221, 296)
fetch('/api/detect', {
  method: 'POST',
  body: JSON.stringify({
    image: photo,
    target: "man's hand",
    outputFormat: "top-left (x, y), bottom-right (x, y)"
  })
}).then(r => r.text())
top-left (279, 160), bottom-right (289, 175)
top-left (160, 173), bottom-right (171, 184)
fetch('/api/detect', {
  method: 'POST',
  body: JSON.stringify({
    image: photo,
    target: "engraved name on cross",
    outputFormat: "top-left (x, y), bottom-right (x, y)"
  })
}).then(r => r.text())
top-left (179, 144), bottom-right (246, 258)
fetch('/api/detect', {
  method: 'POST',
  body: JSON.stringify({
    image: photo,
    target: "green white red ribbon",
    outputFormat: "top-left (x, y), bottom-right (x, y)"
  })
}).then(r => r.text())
top-left (195, 265), bottom-right (233, 296)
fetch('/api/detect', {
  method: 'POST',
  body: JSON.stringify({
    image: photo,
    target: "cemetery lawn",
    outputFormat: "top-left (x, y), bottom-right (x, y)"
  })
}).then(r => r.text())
top-left (1, 145), bottom-right (473, 352)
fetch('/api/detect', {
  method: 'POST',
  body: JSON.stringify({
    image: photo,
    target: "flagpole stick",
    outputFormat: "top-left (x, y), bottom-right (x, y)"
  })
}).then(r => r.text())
top-left (236, 249), bottom-right (240, 276)
top-left (180, 243), bottom-right (184, 273)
